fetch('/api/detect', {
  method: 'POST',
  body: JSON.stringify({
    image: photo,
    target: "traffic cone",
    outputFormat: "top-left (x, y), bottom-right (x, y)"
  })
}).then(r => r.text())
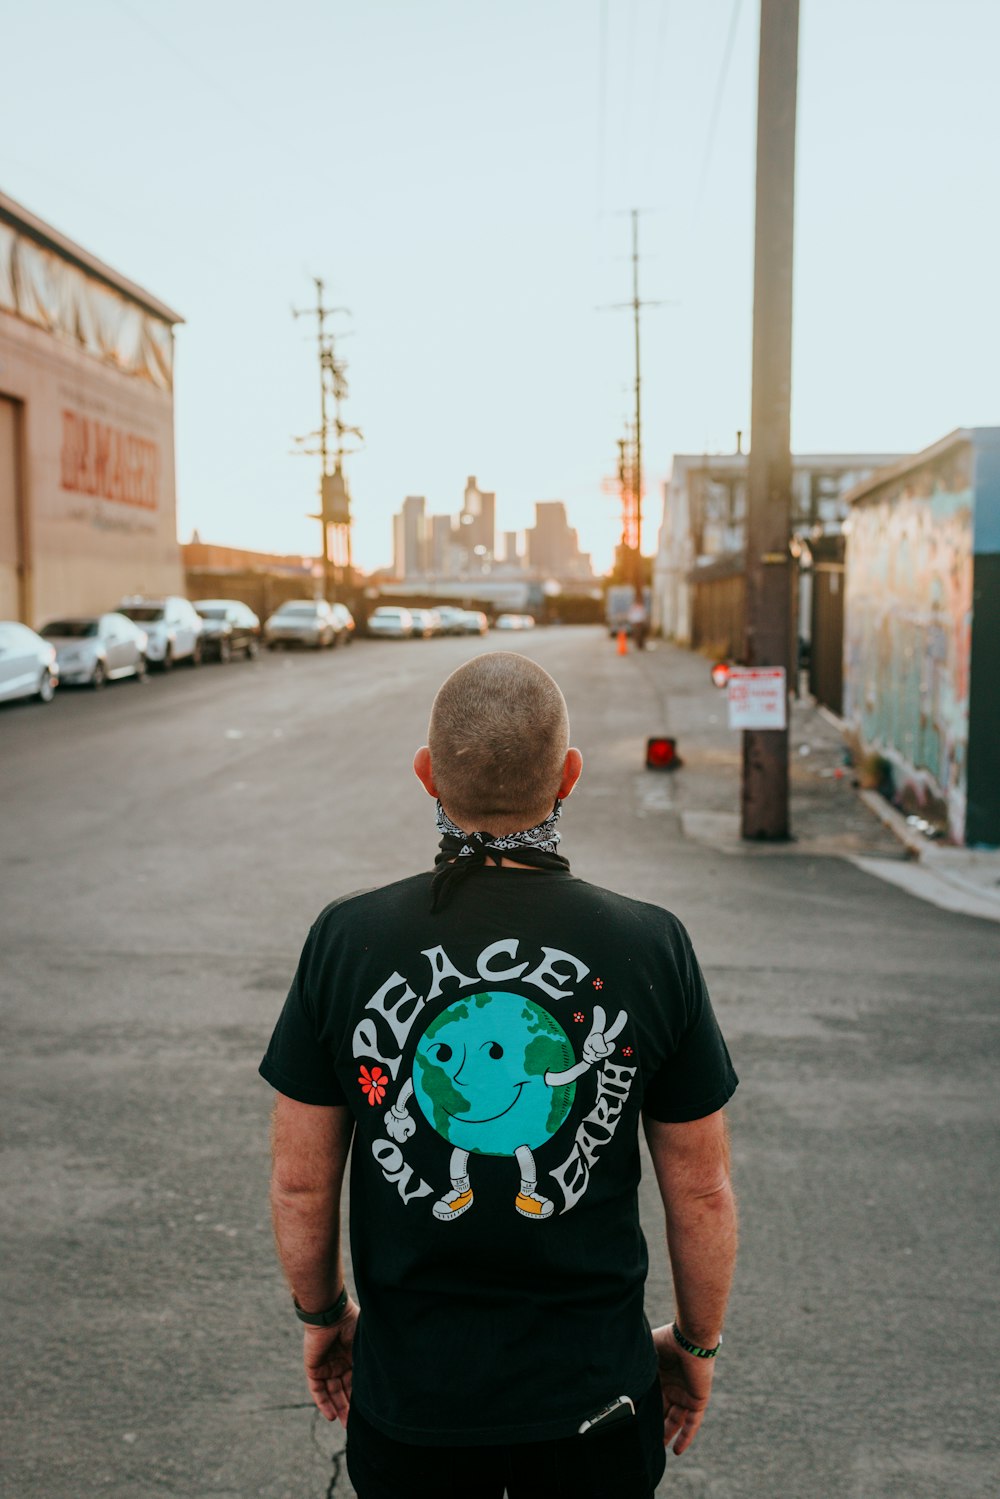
top-left (616, 629), bottom-right (628, 656)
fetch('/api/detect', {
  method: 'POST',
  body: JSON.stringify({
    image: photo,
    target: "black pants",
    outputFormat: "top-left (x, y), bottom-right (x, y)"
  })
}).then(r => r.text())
top-left (346, 1379), bottom-right (666, 1499)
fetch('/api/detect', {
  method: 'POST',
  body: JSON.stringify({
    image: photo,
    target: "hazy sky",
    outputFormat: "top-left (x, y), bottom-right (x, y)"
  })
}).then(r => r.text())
top-left (3, 0), bottom-right (998, 573)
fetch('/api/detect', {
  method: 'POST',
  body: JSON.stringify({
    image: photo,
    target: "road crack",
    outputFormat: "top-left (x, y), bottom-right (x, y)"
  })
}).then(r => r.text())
top-left (310, 1408), bottom-right (348, 1498)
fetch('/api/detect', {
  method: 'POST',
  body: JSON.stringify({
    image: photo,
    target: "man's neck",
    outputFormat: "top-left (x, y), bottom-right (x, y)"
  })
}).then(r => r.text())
top-left (443, 856), bottom-right (544, 870)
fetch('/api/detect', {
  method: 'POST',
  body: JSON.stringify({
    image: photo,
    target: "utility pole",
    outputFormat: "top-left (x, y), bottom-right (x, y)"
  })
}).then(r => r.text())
top-left (616, 427), bottom-right (638, 550)
top-left (630, 209), bottom-right (643, 594)
top-left (741, 0), bottom-right (800, 840)
top-left (605, 211), bottom-right (662, 592)
top-left (292, 277), bottom-right (361, 600)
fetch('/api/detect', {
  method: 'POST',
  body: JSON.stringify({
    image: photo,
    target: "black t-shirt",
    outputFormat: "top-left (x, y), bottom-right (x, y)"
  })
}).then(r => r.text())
top-left (260, 866), bottom-right (737, 1447)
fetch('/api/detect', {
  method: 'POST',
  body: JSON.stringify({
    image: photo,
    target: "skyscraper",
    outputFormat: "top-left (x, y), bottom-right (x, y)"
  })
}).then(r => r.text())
top-left (459, 475), bottom-right (496, 562)
top-left (392, 495), bottom-right (428, 578)
top-left (527, 502), bottom-right (571, 573)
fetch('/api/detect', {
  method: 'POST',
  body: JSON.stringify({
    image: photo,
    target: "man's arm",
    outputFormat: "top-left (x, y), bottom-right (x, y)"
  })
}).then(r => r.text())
top-left (270, 1095), bottom-right (357, 1424)
top-left (643, 1109), bottom-right (737, 1456)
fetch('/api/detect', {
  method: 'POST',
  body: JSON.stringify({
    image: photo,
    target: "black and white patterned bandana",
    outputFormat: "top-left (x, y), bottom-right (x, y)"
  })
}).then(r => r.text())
top-left (431, 800), bottom-right (570, 911)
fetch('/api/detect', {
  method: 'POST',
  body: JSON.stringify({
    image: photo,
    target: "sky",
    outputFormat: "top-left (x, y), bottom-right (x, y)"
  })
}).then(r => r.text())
top-left (3, 0), bottom-right (999, 574)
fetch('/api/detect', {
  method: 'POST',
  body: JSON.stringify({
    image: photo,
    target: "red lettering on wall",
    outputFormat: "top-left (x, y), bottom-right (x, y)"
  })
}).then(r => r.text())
top-left (60, 411), bottom-right (159, 510)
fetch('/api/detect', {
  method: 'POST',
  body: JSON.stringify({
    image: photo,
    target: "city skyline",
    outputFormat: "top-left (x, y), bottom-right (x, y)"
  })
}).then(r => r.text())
top-left (389, 478), bottom-right (593, 583)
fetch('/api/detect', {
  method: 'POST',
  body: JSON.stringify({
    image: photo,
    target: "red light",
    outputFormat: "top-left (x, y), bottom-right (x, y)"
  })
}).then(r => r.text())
top-left (711, 661), bottom-right (731, 688)
top-left (646, 736), bottom-right (678, 770)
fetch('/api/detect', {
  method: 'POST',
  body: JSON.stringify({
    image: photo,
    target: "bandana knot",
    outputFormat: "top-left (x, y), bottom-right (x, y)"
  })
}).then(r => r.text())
top-left (431, 801), bottom-right (570, 911)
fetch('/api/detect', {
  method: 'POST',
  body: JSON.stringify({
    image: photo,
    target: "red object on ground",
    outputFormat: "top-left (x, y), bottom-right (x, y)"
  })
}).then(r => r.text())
top-left (646, 736), bottom-right (678, 770)
top-left (617, 629), bottom-right (628, 656)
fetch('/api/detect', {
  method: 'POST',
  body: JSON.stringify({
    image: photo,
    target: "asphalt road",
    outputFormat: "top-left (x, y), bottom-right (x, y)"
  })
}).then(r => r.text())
top-left (2, 628), bottom-right (997, 1498)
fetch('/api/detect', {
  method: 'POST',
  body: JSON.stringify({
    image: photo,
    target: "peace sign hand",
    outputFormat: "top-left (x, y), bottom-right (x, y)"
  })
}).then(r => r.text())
top-left (582, 1005), bottom-right (628, 1065)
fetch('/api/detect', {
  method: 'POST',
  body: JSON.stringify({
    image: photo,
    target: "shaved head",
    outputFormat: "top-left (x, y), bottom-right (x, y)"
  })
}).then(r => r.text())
top-left (427, 653), bottom-right (571, 833)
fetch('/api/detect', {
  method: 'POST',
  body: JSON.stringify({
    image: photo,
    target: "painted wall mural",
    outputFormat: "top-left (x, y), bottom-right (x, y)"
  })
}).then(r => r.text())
top-left (844, 447), bottom-right (974, 842)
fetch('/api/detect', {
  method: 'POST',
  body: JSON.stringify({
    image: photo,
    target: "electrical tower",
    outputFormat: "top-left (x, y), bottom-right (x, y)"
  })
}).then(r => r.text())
top-left (292, 277), bottom-right (362, 600)
top-left (614, 426), bottom-right (640, 564)
top-left (606, 210), bottom-right (662, 591)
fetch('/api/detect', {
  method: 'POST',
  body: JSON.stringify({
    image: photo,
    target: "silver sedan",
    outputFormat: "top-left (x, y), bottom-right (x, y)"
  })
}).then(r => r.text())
top-left (265, 600), bottom-right (338, 649)
top-left (0, 621), bottom-right (59, 703)
top-left (39, 614), bottom-right (148, 688)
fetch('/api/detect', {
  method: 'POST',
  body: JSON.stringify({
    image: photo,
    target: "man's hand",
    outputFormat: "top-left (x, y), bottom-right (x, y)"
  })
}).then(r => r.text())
top-left (651, 1324), bottom-right (715, 1456)
top-left (384, 1104), bottom-right (415, 1143)
top-left (582, 1005), bottom-right (627, 1065)
top-left (303, 1297), bottom-right (359, 1425)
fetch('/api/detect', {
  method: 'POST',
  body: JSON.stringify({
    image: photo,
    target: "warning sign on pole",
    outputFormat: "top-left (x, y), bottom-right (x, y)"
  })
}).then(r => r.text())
top-left (727, 667), bottom-right (787, 730)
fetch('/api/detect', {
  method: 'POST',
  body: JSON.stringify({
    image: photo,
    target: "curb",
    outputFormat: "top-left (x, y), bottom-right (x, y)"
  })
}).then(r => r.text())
top-left (857, 789), bottom-right (926, 860)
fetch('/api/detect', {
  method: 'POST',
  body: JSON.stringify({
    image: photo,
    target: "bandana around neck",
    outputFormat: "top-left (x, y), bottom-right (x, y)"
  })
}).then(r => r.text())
top-left (430, 800), bottom-right (570, 911)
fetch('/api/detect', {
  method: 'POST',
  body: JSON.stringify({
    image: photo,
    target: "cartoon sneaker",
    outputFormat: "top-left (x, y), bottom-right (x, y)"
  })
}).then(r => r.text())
top-left (515, 1190), bottom-right (554, 1220)
top-left (433, 1185), bottom-right (474, 1221)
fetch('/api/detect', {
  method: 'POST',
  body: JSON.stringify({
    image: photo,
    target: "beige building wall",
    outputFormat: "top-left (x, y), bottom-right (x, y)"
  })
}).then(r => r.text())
top-left (0, 394), bottom-right (23, 618)
top-left (0, 311), bottom-right (182, 628)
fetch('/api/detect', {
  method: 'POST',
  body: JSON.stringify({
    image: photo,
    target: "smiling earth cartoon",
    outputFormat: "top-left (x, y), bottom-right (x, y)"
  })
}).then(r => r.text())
top-left (384, 990), bottom-right (626, 1221)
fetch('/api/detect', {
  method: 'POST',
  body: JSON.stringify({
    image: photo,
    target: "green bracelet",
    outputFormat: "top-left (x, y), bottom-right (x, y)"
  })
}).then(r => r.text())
top-left (293, 1287), bottom-right (349, 1327)
top-left (672, 1321), bottom-right (722, 1359)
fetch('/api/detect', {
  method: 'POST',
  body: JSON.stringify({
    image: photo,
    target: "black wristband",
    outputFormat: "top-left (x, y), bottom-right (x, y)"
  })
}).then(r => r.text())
top-left (672, 1321), bottom-right (722, 1359)
top-left (293, 1287), bottom-right (349, 1326)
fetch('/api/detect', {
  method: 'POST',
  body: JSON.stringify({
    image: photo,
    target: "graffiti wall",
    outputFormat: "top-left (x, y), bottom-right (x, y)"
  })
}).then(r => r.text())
top-left (843, 442), bottom-right (974, 841)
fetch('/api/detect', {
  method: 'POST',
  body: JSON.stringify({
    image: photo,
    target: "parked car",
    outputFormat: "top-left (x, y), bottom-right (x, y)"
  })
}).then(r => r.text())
top-left (0, 621), bottom-right (58, 704)
top-left (39, 613), bottom-right (148, 687)
top-left (408, 608), bottom-right (441, 638)
top-left (435, 606), bottom-right (468, 636)
top-left (457, 610), bottom-right (489, 636)
top-left (495, 613), bottom-right (535, 631)
top-left (367, 606), bottom-right (413, 639)
top-left (193, 600), bottom-right (261, 661)
top-left (117, 596), bottom-right (203, 669)
top-left (329, 602), bottom-right (356, 646)
top-left (264, 599), bottom-right (339, 649)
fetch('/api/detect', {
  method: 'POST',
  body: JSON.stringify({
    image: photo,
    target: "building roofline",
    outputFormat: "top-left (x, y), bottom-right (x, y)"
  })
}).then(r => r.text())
top-left (0, 190), bottom-right (184, 327)
top-left (842, 429), bottom-right (982, 506)
top-left (668, 450), bottom-right (907, 475)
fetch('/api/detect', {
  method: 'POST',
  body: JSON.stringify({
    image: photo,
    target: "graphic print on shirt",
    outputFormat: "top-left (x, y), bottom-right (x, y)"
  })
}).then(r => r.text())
top-left (352, 939), bottom-right (636, 1221)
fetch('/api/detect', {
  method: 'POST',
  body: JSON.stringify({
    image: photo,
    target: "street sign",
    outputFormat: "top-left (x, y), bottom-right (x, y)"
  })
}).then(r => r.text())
top-left (727, 667), bottom-right (787, 730)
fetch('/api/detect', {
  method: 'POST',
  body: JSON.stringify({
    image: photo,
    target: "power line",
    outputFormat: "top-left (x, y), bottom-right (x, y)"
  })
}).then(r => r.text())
top-left (646, 0), bottom-right (671, 136)
top-left (596, 0), bottom-right (609, 215)
top-left (638, 0), bottom-right (671, 201)
top-left (620, 0), bottom-right (641, 189)
top-left (111, 0), bottom-right (287, 158)
top-left (696, 0), bottom-right (744, 205)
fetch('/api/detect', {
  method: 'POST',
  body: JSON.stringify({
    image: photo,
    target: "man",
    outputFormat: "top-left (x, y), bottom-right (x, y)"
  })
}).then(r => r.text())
top-left (261, 652), bottom-right (737, 1499)
top-left (627, 591), bottom-right (649, 651)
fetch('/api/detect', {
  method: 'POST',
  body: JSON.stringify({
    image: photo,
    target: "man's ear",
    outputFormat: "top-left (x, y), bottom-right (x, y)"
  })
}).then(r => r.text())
top-left (413, 746), bottom-right (438, 798)
top-left (558, 748), bottom-right (583, 800)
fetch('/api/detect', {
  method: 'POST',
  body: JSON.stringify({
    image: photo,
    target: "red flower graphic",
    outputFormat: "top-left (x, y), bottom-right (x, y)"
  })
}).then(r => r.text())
top-left (622, 1046), bottom-right (634, 1058)
top-left (573, 1011), bottom-right (586, 1023)
top-left (592, 978), bottom-right (604, 990)
top-left (359, 1065), bottom-right (387, 1107)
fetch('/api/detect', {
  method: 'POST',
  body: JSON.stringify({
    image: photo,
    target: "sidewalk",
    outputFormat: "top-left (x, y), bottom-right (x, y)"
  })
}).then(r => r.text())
top-left (629, 639), bottom-right (1000, 922)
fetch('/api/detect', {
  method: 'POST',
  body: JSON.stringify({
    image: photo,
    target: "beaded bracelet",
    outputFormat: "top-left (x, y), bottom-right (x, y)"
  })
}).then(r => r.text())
top-left (672, 1321), bottom-right (722, 1359)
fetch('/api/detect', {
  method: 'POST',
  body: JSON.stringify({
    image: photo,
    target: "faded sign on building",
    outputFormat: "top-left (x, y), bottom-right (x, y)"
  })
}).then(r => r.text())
top-left (843, 428), bottom-right (1000, 846)
top-left (0, 191), bottom-right (183, 627)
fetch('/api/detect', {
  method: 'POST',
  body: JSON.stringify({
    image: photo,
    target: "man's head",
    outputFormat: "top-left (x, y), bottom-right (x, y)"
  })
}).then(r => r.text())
top-left (414, 652), bottom-right (582, 834)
